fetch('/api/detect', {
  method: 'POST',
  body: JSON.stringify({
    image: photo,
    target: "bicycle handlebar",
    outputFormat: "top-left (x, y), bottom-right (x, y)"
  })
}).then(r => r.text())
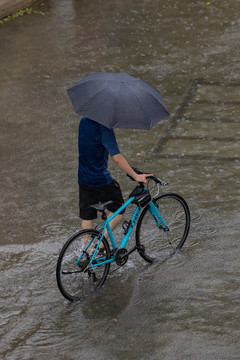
top-left (127, 167), bottom-right (168, 186)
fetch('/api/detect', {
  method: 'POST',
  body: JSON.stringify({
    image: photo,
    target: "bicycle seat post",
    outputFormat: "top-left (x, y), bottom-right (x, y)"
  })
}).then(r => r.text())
top-left (101, 210), bottom-right (107, 221)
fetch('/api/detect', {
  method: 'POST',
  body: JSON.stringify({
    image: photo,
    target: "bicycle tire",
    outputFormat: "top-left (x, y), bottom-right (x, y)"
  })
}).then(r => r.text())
top-left (56, 229), bottom-right (110, 301)
top-left (136, 193), bottom-right (190, 263)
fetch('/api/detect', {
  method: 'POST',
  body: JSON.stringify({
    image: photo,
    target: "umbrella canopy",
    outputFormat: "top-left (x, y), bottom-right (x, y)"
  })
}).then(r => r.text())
top-left (67, 72), bottom-right (169, 130)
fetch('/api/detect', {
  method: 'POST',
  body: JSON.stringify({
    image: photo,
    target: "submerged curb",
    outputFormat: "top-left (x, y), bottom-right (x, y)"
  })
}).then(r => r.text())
top-left (0, 0), bottom-right (38, 19)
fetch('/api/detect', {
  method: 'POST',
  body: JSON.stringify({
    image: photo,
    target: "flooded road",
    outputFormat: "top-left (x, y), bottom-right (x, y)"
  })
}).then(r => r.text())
top-left (0, 0), bottom-right (240, 359)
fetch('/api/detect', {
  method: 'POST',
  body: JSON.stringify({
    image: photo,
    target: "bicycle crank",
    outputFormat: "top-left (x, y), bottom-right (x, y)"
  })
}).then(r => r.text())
top-left (115, 248), bottom-right (128, 266)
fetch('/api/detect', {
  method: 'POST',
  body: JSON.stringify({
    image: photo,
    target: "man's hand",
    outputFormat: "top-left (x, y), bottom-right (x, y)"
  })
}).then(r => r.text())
top-left (134, 173), bottom-right (153, 185)
top-left (113, 154), bottom-right (153, 185)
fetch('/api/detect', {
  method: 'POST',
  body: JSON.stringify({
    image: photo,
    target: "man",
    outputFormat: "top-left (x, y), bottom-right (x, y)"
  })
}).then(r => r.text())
top-left (78, 117), bottom-right (152, 233)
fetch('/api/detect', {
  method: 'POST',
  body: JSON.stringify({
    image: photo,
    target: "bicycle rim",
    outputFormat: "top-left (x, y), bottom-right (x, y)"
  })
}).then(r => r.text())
top-left (56, 229), bottom-right (110, 301)
top-left (136, 193), bottom-right (190, 263)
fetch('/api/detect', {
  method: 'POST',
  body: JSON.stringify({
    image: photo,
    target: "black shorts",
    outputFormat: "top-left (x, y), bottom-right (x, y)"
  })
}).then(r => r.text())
top-left (79, 180), bottom-right (125, 220)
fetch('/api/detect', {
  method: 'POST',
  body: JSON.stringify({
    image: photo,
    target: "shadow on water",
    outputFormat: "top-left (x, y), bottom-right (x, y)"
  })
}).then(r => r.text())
top-left (0, 0), bottom-right (240, 359)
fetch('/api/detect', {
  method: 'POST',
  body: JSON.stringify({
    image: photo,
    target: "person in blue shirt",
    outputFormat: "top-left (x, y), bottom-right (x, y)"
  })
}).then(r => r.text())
top-left (78, 117), bottom-right (152, 233)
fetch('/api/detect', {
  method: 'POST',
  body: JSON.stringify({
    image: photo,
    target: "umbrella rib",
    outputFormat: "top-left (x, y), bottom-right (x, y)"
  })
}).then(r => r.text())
top-left (124, 83), bottom-right (153, 127)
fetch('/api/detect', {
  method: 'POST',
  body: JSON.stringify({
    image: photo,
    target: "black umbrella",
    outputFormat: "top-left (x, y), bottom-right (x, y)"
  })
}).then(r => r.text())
top-left (67, 72), bottom-right (169, 130)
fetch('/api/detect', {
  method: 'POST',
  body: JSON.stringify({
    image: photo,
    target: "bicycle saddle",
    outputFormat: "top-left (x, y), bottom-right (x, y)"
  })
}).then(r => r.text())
top-left (90, 200), bottom-right (113, 212)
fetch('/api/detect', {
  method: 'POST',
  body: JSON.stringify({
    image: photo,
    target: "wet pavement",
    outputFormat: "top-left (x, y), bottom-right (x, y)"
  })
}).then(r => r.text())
top-left (0, 0), bottom-right (240, 359)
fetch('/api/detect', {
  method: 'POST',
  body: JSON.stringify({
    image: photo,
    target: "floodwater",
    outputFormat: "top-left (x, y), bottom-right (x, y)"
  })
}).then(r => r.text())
top-left (0, 0), bottom-right (240, 359)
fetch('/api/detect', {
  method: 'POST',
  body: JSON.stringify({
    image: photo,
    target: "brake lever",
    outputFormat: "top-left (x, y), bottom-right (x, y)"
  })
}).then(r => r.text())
top-left (155, 177), bottom-right (168, 186)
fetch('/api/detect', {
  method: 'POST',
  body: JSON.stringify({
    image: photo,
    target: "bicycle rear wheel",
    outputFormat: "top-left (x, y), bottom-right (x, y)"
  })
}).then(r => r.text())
top-left (136, 193), bottom-right (190, 263)
top-left (56, 229), bottom-right (110, 301)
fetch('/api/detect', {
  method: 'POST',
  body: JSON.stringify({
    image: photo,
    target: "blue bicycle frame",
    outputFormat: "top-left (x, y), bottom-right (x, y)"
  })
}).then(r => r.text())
top-left (76, 194), bottom-right (168, 268)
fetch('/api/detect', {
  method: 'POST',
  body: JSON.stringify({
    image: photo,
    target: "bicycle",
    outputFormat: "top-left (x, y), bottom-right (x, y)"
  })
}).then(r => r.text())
top-left (56, 168), bottom-right (191, 302)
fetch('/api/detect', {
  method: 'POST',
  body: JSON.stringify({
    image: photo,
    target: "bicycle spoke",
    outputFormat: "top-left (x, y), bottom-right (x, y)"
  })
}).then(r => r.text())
top-left (136, 194), bottom-right (190, 263)
top-left (56, 229), bottom-right (110, 301)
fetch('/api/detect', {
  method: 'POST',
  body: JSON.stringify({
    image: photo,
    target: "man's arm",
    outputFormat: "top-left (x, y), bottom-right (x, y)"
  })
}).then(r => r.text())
top-left (112, 153), bottom-right (153, 185)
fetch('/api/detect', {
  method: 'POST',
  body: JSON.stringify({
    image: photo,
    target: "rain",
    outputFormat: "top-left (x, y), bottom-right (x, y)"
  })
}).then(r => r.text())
top-left (0, 0), bottom-right (239, 359)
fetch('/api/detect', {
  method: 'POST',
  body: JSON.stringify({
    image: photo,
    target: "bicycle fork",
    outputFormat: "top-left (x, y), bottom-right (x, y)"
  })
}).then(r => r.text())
top-left (148, 201), bottom-right (169, 231)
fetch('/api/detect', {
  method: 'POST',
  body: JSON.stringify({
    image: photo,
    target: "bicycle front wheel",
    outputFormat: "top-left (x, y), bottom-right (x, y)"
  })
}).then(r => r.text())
top-left (136, 193), bottom-right (190, 263)
top-left (56, 229), bottom-right (110, 301)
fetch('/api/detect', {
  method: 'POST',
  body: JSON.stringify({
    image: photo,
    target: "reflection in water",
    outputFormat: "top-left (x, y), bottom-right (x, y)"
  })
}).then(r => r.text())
top-left (0, 0), bottom-right (240, 359)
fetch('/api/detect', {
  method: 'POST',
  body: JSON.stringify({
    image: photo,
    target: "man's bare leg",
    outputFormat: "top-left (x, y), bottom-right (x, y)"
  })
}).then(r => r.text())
top-left (81, 219), bottom-right (93, 230)
top-left (81, 214), bottom-right (121, 236)
top-left (105, 213), bottom-right (122, 239)
top-left (99, 213), bottom-right (122, 251)
top-left (81, 214), bottom-right (122, 250)
top-left (81, 219), bottom-right (94, 251)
